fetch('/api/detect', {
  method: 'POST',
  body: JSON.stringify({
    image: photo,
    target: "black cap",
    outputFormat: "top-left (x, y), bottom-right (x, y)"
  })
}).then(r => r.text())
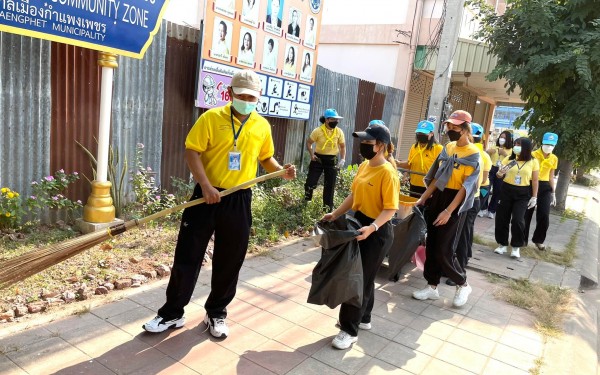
top-left (352, 123), bottom-right (391, 144)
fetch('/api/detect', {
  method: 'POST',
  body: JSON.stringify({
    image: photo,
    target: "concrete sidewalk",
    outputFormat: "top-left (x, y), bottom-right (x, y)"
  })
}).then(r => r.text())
top-left (0, 184), bottom-right (597, 374)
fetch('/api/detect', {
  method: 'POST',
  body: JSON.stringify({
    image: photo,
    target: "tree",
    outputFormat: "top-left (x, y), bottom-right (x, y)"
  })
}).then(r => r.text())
top-left (472, 0), bottom-right (600, 210)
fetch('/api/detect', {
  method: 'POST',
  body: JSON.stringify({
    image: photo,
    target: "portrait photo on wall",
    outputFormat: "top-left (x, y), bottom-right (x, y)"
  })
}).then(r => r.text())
top-left (299, 50), bottom-right (314, 82)
top-left (210, 17), bottom-right (233, 61)
top-left (261, 36), bottom-right (279, 74)
top-left (214, 0), bottom-right (236, 18)
top-left (303, 16), bottom-right (317, 49)
top-left (282, 43), bottom-right (297, 78)
top-left (264, 0), bottom-right (284, 35)
top-left (237, 27), bottom-right (257, 67)
top-left (286, 7), bottom-right (301, 42)
top-left (241, 0), bottom-right (261, 27)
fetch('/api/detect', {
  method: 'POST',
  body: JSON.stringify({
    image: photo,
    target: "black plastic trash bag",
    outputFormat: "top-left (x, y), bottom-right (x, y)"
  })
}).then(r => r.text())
top-left (307, 215), bottom-right (364, 309)
top-left (388, 206), bottom-right (427, 282)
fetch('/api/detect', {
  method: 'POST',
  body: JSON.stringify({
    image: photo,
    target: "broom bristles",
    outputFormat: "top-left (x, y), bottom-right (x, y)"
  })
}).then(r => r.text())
top-left (0, 169), bottom-right (287, 289)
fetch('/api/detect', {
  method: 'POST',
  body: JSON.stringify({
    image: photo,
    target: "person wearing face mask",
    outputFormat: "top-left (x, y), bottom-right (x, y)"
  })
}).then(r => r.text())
top-left (448, 123), bottom-right (492, 285)
top-left (493, 137), bottom-right (539, 259)
top-left (143, 70), bottom-right (297, 338)
top-left (412, 110), bottom-right (480, 307)
top-left (480, 130), bottom-right (514, 219)
top-left (524, 133), bottom-right (559, 250)
top-left (304, 108), bottom-right (346, 210)
top-left (322, 121), bottom-right (399, 350)
top-left (397, 120), bottom-right (443, 198)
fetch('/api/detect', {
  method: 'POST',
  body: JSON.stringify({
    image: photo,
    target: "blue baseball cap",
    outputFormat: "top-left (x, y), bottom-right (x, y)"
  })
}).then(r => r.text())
top-left (353, 122), bottom-right (391, 144)
top-left (323, 108), bottom-right (343, 119)
top-left (415, 120), bottom-right (434, 134)
top-left (542, 132), bottom-right (558, 146)
top-left (471, 123), bottom-right (484, 137)
top-left (369, 119), bottom-right (385, 126)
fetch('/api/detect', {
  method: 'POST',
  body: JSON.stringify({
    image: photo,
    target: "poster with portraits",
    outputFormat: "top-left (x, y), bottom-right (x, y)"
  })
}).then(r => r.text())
top-left (197, 0), bottom-right (324, 119)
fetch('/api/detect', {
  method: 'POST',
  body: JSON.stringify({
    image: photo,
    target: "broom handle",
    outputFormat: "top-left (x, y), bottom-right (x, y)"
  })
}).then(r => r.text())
top-left (126, 169), bottom-right (287, 228)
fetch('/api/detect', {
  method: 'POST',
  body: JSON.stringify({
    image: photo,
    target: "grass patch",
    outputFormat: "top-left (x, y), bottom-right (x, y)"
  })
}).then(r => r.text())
top-left (495, 278), bottom-right (572, 337)
top-left (520, 221), bottom-right (581, 267)
top-left (473, 234), bottom-right (496, 247)
top-left (485, 273), bottom-right (507, 284)
top-left (560, 208), bottom-right (584, 223)
top-left (530, 358), bottom-right (544, 375)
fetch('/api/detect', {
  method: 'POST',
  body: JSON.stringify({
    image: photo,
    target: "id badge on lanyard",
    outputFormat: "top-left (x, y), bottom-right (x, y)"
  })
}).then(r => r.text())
top-left (514, 174), bottom-right (522, 185)
top-left (229, 110), bottom-right (250, 171)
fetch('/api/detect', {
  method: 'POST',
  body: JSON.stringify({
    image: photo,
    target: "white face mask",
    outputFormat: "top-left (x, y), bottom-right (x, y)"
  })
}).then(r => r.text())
top-left (542, 145), bottom-right (554, 154)
top-left (513, 146), bottom-right (522, 155)
top-left (498, 138), bottom-right (506, 146)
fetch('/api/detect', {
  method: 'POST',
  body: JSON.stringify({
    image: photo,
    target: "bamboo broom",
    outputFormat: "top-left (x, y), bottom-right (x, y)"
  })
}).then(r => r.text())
top-left (0, 169), bottom-right (287, 289)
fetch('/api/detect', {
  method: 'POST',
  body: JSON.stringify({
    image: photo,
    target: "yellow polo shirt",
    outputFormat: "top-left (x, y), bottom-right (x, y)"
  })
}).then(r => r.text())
top-left (532, 149), bottom-right (558, 182)
top-left (490, 147), bottom-right (513, 166)
top-left (501, 157), bottom-right (540, 186)
top-left (351, 161), bottom-right (400, 219)
top-left (309, 125), bottom-right (345, 156)
top-left (407, 143), bottom-right (443, 187)
top-left (185, 103), bottom-right (274, 189)
top-left (441, 142), bottom-right (479, 190)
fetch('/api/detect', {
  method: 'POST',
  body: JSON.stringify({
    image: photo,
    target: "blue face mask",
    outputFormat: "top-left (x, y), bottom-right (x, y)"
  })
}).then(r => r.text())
top-left (513, 146), bottom-right (522, 155)
top-left (232, 97), bottom-right (257, 115)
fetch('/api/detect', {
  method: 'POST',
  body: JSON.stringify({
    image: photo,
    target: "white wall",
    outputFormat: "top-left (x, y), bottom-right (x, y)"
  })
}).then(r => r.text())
top-left (163, 0), bottom-right (204, 29)
top-left (322, 0), bottom-right (410, 25)
top-left (317, 44), bottom-right (399, 87)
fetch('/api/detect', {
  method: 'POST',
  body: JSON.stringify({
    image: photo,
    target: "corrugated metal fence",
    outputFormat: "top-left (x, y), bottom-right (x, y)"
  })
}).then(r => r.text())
top-left (0, 22), bottom-right (405, 219)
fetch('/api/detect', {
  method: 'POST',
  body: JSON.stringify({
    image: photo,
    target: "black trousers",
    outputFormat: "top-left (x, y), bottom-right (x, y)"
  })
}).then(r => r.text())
top-left (305, 153), bottom-right (338, 210)
top-left (423, 189), bottom-right (468, 286)
top-left (455, 197), bottom-right (480, 272)
top-left (524, 181), bottom-right (553, 245)
top-left (478, 185), bottom-right (490, 211)
top-left (158, 185), bottom-right (252, 320)
top-left (409, 184), bottom-right (426, 198)
top-left (487, 166), bottom-right (503, 213)
top-left (494, 183), bottom-right (530, 247)
top-left (339, 210), bottom-right (393, 337)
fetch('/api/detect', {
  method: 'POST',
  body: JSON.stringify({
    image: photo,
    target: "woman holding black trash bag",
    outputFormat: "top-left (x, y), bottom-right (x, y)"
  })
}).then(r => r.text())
top-left (321, 120), bottom-right (400, 350)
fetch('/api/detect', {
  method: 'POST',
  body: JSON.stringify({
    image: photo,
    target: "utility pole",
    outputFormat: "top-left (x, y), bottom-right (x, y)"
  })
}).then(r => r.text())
top-left (427, 0), bottom-right (466, 133)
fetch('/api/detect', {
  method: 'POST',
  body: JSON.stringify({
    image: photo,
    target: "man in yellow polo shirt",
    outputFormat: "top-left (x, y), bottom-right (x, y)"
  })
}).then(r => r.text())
top-left (143, 70), bottom-right (296, 338)
top-left (304, 108), bottom-right (346, 210)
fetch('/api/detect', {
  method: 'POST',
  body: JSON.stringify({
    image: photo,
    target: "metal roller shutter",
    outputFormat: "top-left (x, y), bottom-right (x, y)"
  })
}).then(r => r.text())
top-left (398, 72), bottom-right (433, 160)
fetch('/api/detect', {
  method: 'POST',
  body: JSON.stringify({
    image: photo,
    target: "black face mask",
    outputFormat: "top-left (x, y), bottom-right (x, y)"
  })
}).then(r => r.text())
top-left (416, 134), bottom-right (429, 144)
top-left (359, 143), bottom-right (377, 160)
top-left (328, 121), bottom-right (338, 128)
top-left (473, 136), bottom-right (481, 143)
top-left (447, 130), bottom-right (462, 141)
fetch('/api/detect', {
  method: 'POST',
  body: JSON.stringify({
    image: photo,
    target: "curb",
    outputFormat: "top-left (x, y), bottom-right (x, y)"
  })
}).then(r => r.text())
top-left (579, 216), bottom-right (599, 289)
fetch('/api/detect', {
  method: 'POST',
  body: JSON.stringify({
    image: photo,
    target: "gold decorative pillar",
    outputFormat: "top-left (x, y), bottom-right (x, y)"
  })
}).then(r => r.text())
top-left (83, 52), bottom-right (118, 223)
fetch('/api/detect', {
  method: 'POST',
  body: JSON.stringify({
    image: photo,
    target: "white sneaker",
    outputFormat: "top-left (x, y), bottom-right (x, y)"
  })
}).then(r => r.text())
top-left (487, 212), bottom-right (496, 219)
top-left (142, 315), bottom-right (185, 333)
top-left (494, 246), bottom-right (507, 254)
top-left (511, 248), bottom-right (521, 258)
top-left (478, 209), bottom-right (488, 218)
top-left (358, 322), bottom-right (372, 330)
top-left (453, 284), bottom-right (472, 307)
top-left (204, 315), bottom-right (229, 338)
top-left (412, 286), bottom-right (440, 301)
top-left (331, 330), bottom-right (358, 350)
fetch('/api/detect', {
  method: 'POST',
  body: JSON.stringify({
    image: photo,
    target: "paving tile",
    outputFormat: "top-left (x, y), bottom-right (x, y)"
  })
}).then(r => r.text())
top-left (296, 311), bottom-right (339, 337)
top-left (420, 358), bottom-right (476, 375)
top-left (498, 330), bottom-right (544, 357)
top-left (236, 288), bottom-right (286, 309)
top-left (105, 304), bottom-right (156, 336)
top-left (216, 323), bottom-right (269, 355)
top-left (464, 305), bottom-right (511, 328)
top-left (483, 358), bottom-right (529, 375)
top-left (358, 315), bottom-right (405, 341)
top-left (127, 287), bottom-right (168, 306)
top-left (267, 300), bottom-right (316, 323)
top-left (409, 316), bottom-right (456, 340)
top-left (177, 339), bottom-right (240, 374)
top-left (215, 357), bottom-right (276, 375)
top-left (352, 330), bottom-right (391, 357)
top-left (272, 325), bottom-right (328, 355)
top-left (371, 301), bottom-right (420, 327)
top-left (0, 354), bottom-right (28, 375)
top-left (127, 355), bottom-right (200, 375)
top-left (434, 342), bottom-right (488, 373)
top-left (312, 344), bottom-right (373, 375)
top-left (355, 358), bottom-right (412, 374)
top-left (5, 337), bottom-right (91, 374)
top-left (384, 295), bottom-right (429, 315)
top-left (420, 304), bottom-right (465, 326)
top-left (285, 357), bottom-right (345, 375)
top-left (153, 329), bottom-right (211, 359)
top-left (375, 341), bottom-right (432, 374)
top-left (490, 343), bottom-right (538, 372)
top-left (266, 280), bottom-right (309, 301)
top-left (392, 327), bottom-right (443, 356)
top-left (44, 312), bottom-right (110, 338)
top-left (242, 340), bottom-right (309, 375)
top-left (227, 297), bottom-right (266, 323)
top-left (245, 274), bottom-right (289, 291)
top-left (0, 326), bottom-right (54, 349)
top-left (60, 322), bottom-right (134, 358)
top-left (239, 310), bottom-right (296, 338)
top-left (136, 325), bottom-right (192, 347)
top-left (92, 298), bottom-right (142, 320)
top-left (446, 327), bottom-right (497, 356)
top-left (93, 337), bottom-right (169, 374)
top-left (53, 360), bottom-right (116, 375)
top-left (457, 316), bottom-right (504, 341)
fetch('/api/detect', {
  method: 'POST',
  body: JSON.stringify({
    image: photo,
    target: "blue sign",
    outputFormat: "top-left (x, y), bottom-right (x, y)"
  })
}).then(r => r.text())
top-left (0, 0), bottom-right (170, 59)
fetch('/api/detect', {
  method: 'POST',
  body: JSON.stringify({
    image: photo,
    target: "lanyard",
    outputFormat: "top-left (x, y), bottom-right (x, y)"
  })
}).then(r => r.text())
top-left (230, 110), bottom-right (250, 150)
top-left (514, 160), bottom-right (529, 175)
top-left (320, 124), bottom-right (337, 149)
top-left (408, 144), bottom-right (427, 171)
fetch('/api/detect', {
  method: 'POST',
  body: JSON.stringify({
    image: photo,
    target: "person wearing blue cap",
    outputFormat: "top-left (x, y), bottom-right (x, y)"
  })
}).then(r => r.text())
top-left (322, 120), bottom-right (399, 350)
top-left (397, 120), bottom-right (443, 198)
top-left (450, 123), bottom-right (492, 285)
top-left (304, 108), bottom-right (346, 210)
top-left (524, 132), bottom-right (559, 250)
